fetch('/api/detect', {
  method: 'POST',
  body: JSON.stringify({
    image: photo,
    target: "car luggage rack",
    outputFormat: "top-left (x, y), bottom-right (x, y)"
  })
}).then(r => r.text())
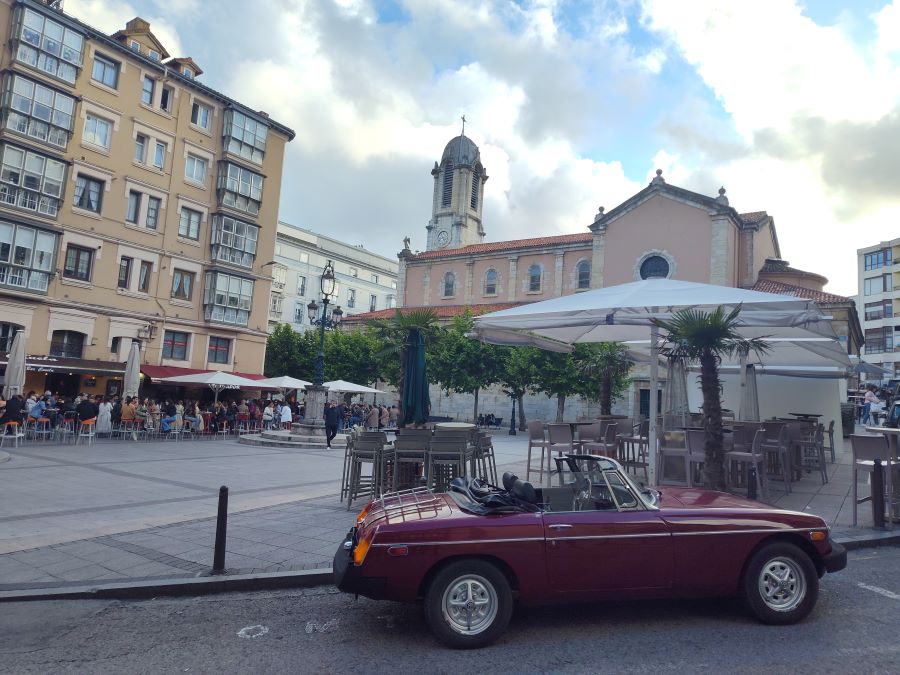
top-left (375, 486), bottom-right (442, 521)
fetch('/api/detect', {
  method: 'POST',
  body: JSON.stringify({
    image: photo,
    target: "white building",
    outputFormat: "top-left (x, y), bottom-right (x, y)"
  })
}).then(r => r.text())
top-left (857, 238), bottom-right (899, 379)
top-left (268, 221), bottom-right (399, 332)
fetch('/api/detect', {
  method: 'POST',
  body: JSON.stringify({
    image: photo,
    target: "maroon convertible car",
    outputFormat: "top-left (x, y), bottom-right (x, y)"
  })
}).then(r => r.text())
top-left (334, 455), bottom-right (846, 649)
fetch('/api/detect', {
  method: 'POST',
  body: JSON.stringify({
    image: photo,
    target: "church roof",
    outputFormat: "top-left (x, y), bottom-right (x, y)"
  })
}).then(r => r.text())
top-left (410, 232), bottom-right (592, 261)
top-left (441, 135), bottom-right (481, 166)
top-left (739, 211), bottom-right (769, 224)
top-left (751, 279), bottom-right (850, 304)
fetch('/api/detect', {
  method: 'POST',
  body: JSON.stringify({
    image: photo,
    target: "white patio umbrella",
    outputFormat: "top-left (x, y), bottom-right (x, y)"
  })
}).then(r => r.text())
top-left (2, 330), bottom-right (25, 399)
top-left (471, 278), bottom-right (849, 485)
top-left (256, 375), bottom-right (313, 399)
top-left (159, 371), bottom-right (266, 405)
top-left (123, 340), bottom-right (141, 399)
top-left (323, 379), bottom-right (385, 395)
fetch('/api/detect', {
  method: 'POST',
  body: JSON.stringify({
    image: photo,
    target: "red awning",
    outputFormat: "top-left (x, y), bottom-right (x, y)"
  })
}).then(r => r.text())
top-left (141, 365), bottom-right (267, 381)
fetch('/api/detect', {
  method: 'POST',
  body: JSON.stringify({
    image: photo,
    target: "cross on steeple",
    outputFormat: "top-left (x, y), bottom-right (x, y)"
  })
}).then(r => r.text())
top-left (460, 114), bottom-right (466, 136)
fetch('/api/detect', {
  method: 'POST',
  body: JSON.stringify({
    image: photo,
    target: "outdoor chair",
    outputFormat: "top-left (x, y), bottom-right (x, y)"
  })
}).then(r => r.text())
top-left (427, 438), bottom-right (472, 492)
top-left (55, 413), bottom-right (78, 444)
top-left (850, 434), bottom-right (899, 529)
top-left (346, 439), bottom-right (384, 509)
top-left (180, 420), bottom-right (195, 441)
top-left (657, 432), bottom-right (691, 486)
top-left (76, 418), bottom-right (96, 446)
top-left (31, 417), bottom-right (53, 443)
top-left (236, 413), bottom-right (251, 435)
top-left (684, 430), bottom-right (707, 487)
top-left (525, 420), bottom-right (551, 484)
top-left (573, 422), bottom-right (603, 452)
top-left (581, 423), bottom-right (619, 460)
top-left (0, 421), bottom-right (25, 448)
top-left (475, 432), bottom-right (498, 485)
top-left (390, 436), bottom-right (429, 491)
top-left (547, 424), bottom-right (576, 473)
top-left (618, 420), bottom-right (649, 480)
top-left (824, 420), bottom-right (837, 463)
top-left (797, 423), bottom-right (828, 485)
top-left (725, 429), bottom-right (769, 500)
top-left (760, 426), bottom-right (792, 496)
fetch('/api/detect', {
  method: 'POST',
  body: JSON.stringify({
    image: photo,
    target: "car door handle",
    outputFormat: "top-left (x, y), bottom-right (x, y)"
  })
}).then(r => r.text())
top-left (548, 524), bottom-right (573, 530)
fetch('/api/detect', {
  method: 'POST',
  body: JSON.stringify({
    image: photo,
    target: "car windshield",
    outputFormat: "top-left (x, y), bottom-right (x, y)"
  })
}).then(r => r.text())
top-left (618, 470), bottom-right (659, 510)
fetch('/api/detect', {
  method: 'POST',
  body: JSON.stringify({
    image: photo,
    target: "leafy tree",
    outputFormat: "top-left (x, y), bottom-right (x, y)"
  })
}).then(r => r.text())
top-left (574, 342), bottom-right (632, 415)
top-left (430, 312), bottom-right (503, 421)
top-left (531, 349), bottom-right (583, 422)
top-left (324, 329), bottom-right (380, 386)
top-left (497, 346), bottom-right (540, 430)
top-left (653, 306), bottom-right (769, 490)
top-left (264, 324), bottom-right (304, 378)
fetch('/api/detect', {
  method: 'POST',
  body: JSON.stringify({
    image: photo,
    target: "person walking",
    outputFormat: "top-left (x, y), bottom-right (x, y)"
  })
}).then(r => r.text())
top-left (862, 384), bottom-right (882, 425)
top-left (96, 396), bottom-right (113, 436)
top-left (324, 401), bottom-right (340, 448)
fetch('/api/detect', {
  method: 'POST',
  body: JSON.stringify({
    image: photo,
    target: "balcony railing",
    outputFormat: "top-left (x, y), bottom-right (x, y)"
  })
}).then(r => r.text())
top-left (0, 265), bottom-right (50, 292)
top-left (0, 184), bottom-right (59, 217)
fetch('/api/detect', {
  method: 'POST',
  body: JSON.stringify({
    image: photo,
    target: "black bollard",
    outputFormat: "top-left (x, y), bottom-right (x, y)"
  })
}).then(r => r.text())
top-left (211, 485), bottom-right (229, 575)
top-left (747, 466), bottom-right (758, 501)
top-left (509, 397), bottom-right (516, 436)
top-left (872, 460), bottom-right (885, 529)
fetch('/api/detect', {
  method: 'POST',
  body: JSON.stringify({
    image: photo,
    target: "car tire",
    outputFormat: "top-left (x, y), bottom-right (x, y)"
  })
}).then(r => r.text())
top-left (742, 541), bottom-right (818, 625)
top-left (425, 559), bottom-right (513, 649)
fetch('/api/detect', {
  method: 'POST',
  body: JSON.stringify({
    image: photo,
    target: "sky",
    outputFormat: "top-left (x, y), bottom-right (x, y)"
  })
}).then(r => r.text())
top-left (67, 0), bottom-right (900, 297)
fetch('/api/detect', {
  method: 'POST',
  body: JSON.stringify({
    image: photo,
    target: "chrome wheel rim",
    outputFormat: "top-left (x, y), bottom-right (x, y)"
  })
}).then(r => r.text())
top-left (758, 556), bottom-right (806, 612)
top-left (441, 574), bottom-right (498, 636)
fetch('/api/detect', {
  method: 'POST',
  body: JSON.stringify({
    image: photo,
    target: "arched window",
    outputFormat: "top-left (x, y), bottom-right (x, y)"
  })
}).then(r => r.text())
top-left (443, 271), bottom-right (456, 297)
top-left (50, 330), bottom-right (85, 358)
top-left (528, 264), bottom-right (542, 292)
top-left (484, 268), bottom-right (497, 295)
top-left (576, 260), bottom-right (591, 289)
top-left (0, 323), bottom-right (23, 352)
top-left (640, 255), bottom-right (670, 279)
top-left (441, 161), bottom-right (454, 207)
top-left (470, 167), bottom-right (480, 209)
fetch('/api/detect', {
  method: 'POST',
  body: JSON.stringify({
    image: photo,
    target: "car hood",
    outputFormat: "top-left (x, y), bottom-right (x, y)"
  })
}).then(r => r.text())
top-left (659, 487), bottom-right (773, 510)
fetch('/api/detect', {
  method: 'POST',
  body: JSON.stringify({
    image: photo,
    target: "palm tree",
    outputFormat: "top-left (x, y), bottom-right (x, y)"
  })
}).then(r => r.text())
top-left (575, 342), bottom-right (633, 415)
top-left (653, 305), bottom-right (769, 490)
top-left (366, 308), bottom-right (440, 426)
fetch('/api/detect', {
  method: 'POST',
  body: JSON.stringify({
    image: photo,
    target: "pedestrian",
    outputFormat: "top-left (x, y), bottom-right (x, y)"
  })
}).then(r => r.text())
top-left (262, 401), bottom-right (275, 429)
top-left (324, 401), bottom-right (340, 448)
top-left (366, 404), bottom-right (379, 431)
top-left (379, 404), bottom-right (389, 430)
top-left (96, 396), bottom-right (113, 435)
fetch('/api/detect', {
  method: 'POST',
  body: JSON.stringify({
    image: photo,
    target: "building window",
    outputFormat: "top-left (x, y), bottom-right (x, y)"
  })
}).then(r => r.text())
top-left (203, 271), bottom-right (254, 326)
top-left (191, 102), bottom-right (212, 130)
top-left (126, 191), bottom-right (140, 223)
top-left (15, 8), bottom-right (84, 85)
top-left (145, 197), bottom-right (161, 230)
top-left (864, 328), bottom-right (894, 354)
top-left (386, 294), bottom-right (396, 309)
top-left (171, 269), bottom-right (195, 301)
top-left (484, 269), bottom-right (497, 295)
top-left (391, 280), bottom-right (397, 289)
top-left (160, 86), bottom-right (173, 112)
top-left (369, 294), bottom-right (377, 312)
top-left (134, 134), bottom-right (147, 163)
top-left (129, 39), bottom-right (140, 52)
top-left (63, 244), bottom-right (93, 281)
top-left (864, 300), bottom-right (893, 322)
top-left (639, 255), bottom-right (670, 279)
top-left (49, 330), bottom-right (84, 358)
top-left (224, 110), bottom-right (268, 164)
top-left (864, 274), bottom-right (892, 296)
top-left (218, 162), bottom-right (263, 215)
top-left (210, 214), bottom-right (259, 267)
top-left (73, 174), bottom-right (104, 213)
top-left (90, 54), bottom-right (118, 88)
top-left (528, 264), bottom-right (542, 292)
top-left (577, 260), bottom-right (591, 289)
top-left (208, 336), bottom-right (231, 364)
top-left (443, 271), bottom-right (455, 297)
top-left (178, 207), bottom-right (202, 240)
top-left (162, 330), bottom-right (189, 360)
top-left (349, 266), bottom-right (357, 277)
top-left (470, 166), bottom-right (479, 209)
top-left (372, 273), bottom-right (379, 284)
top-left (864, 249), bottom-right (893, 271)
top-left (297, 275), bottom-right (307, 296)
top-left (441, 161), bottom-right (453, 207)
top-left (0, 220), bottom-right (56, 292)
top-left (185, 153), bottom-right (208, 184)
top-left (347, 288), bottom-right (356, 308)
top-left (0, 323), bottom-right (23, 351)
top-left (294, 302), bottom-right (306, 324)
top-left (272, 265), bottom-right (286, 289)
top-left (0, 144), bottom-right (65, 217)
top-left (137, 260), bottom-right (152, 293)
top-left (183, 67), bottom-right (193, 79)
top-left (153, 141), bottom-right (166, 170)
top-left (148, 49), bottom-right (160, 62)
top-left (117, 256), bottom-right (132, 288)
top-left (141, 76), bottom-right (154, 106)
top-left (4, 74), bottom-right (75, 149)
top-left (269, 293), bottom-right (283, 318)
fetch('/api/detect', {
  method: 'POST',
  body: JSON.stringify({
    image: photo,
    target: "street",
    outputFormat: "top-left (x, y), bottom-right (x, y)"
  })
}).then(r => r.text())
top-left (1, 546), bottom-right (898, 674)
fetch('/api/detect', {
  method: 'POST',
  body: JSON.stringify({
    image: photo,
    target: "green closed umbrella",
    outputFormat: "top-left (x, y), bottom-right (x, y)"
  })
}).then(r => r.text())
top-left (402, 329), bottom-right (430, 426)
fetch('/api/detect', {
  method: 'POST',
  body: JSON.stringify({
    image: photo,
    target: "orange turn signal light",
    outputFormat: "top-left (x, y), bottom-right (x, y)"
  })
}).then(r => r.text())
top-left (353, 537), bottom-right (371, 565)
top-left (355, 504), bottom-right (371, 526)
top-left (810, 530), bottom-right (827, 542)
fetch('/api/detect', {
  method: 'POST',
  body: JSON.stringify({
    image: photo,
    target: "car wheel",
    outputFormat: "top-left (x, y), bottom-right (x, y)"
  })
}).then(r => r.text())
top-left (742, 542), bottom-right (818, 625)
top-left (425, 559), bottom-right (512, 649)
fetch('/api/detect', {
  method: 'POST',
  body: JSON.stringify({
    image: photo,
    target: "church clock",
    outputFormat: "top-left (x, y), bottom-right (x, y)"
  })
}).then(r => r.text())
top-left (436, 230), bottom-right (450, 247)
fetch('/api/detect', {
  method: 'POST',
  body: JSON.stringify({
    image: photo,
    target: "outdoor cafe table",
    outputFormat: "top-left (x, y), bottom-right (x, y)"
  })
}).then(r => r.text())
top-left (865, 426), bottom-right (900, 524)
top-left (789, 413), bottom-right (822, 419)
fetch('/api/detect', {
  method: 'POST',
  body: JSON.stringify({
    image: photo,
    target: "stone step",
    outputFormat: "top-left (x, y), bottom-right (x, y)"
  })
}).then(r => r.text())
top-left (259, 430), bottom-right (328, 443)
top-left (238, 434), bottom-right (330, 449)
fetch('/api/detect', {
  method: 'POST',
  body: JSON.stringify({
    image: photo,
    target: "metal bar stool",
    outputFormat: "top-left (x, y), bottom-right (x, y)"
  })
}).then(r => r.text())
top-left (1, 421), bottom-right (25, 447)
top-left (346, 440), bottom-right (383, 510)
top-left (77, 418), bottom-right (96, 446)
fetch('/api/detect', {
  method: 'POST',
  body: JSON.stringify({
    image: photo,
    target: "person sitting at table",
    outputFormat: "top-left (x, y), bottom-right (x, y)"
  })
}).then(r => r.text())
top-left (213, 401), bottom-right (228, 431)
top-left (863, 384), bottom-right (882, 425)
top-left (76, 395), bottom-right (98, 422)
top-left (0, 394), bottom-right (26, 428)
top-left (160, 399), bottom-right (178, 432)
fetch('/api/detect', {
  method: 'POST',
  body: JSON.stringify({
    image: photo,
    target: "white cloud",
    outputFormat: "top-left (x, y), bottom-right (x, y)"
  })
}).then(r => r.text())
top-left (67, 0), bottom-right (184, 57)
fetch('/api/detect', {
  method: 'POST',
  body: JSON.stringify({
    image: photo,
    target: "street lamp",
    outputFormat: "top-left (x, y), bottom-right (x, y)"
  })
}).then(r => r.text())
top-left (307, 261), bottom-right (343, 387)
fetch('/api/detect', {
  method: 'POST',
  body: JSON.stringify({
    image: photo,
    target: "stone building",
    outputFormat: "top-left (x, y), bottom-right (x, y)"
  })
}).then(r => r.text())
top-left (856, 238), bottom-right (899, 378)
top-left (0, 0), bottom-right (294, 396)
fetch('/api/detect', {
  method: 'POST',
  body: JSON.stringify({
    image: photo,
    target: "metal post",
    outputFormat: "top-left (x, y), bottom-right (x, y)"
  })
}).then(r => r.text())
top-left (747, 466), bottom-right (758, 501)
top-left (872, 459), bottom-right (885, 529)
top-left (211, 485), bottom-right (228, 575)
top-left (509, 396), bottom-right (516, 435)
top-left (314, 297), bottom-right (328, 387)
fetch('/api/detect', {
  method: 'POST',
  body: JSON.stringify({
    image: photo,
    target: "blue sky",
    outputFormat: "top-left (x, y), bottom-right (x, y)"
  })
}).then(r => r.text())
top-left (69, 0), bottom-right (900, 296)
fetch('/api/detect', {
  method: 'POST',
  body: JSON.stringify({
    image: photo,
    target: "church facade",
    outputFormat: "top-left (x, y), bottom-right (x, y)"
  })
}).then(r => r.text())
top-left (346, 133), bottom-right (860, 423)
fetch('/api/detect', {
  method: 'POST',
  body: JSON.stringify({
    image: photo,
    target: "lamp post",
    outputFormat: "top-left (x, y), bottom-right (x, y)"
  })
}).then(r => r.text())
top-left (292, 261), bottom-right (342, 444)
top-left (509, 394), bottom-right (517, 435)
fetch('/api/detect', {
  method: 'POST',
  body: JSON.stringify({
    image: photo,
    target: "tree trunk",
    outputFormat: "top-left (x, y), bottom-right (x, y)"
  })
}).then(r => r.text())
top-left (699, 348), bottom-right (726, 489)
top-left (398, 346), bottom-right (407, 427)
top-left (517, 395), bottom-right (526, 431)
top-left (473, 387), bottom-right (480, 423)
top-left (556, 394), bottom-right (566, 423)
top-left (600, 372), bottom-right (612, 415)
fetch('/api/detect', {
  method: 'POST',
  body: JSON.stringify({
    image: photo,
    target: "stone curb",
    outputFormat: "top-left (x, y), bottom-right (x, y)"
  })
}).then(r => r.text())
top-left (0, 450), bottom-right (10, 463)
top-left (3, 532), bottom-right (898, 603)
top-left (0, 568), bottom-right (333, 602)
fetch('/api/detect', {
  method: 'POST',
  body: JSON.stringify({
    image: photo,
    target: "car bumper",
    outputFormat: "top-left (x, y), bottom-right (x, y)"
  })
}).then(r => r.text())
top-left (333, 528), bottom-right (387, 599)
top-left (823, 540), bottom-right (847, 574)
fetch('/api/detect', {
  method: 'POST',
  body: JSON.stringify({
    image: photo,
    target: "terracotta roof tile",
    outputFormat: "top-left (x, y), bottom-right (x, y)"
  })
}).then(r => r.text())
top-left (751, 279), bottom-right (850, 304)
top-left (408, 232), bottom-right (592, 261)
top-left (739, 211), bottom-right (768, 224)
top-left (342, 302), bottom-right (526, 323)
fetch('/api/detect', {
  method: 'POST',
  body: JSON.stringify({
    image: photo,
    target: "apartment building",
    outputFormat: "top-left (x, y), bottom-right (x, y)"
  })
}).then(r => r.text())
top-left (857, 237), bottom-right (899, 378)
top-left (268, 221), bottom-right (398, 332)
top-left (0, 0), bottom-right (294, 396)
